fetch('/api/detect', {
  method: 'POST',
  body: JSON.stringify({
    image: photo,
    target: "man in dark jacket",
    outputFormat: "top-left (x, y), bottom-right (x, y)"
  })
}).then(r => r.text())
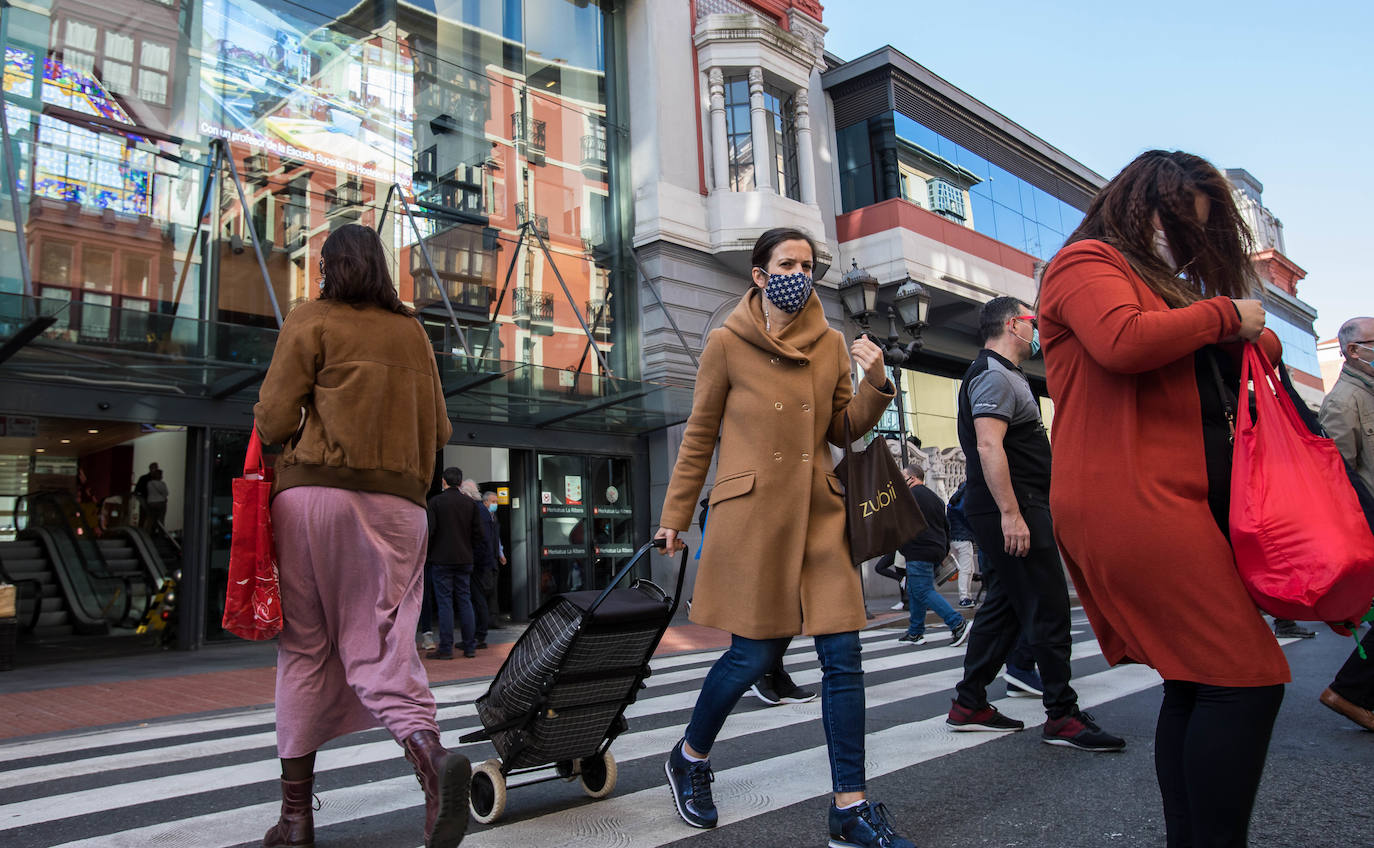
top-left (877, 464), bottom-right (968, 647)
top-left (426, 467), bottom-right (487, 659)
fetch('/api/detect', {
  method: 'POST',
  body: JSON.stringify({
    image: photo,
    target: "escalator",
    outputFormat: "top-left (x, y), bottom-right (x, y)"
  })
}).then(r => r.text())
top-left (0, 535), bottom-right (75, 638)
top-left (0, 491), bottom-right (166, 640)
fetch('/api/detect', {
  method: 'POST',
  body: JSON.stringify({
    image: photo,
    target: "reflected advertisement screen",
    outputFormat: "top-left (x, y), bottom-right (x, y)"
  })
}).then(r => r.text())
top-left (199, 0), bottom-right (414, 187)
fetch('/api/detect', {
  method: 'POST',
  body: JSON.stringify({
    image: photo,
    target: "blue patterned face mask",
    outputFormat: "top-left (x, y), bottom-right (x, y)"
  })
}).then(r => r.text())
top-left (761, 270), bottom-right (813, 314)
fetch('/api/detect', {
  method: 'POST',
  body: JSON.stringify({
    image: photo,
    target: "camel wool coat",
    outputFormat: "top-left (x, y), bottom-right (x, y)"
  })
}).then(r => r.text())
top-left (660, 287), bottom-right (894, 639)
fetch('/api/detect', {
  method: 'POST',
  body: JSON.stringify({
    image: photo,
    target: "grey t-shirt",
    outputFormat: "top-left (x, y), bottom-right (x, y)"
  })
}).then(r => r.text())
top-left (956, 349), bottom-right (1053, 515)
top-left (968, 357), bottom-right (1043, 429)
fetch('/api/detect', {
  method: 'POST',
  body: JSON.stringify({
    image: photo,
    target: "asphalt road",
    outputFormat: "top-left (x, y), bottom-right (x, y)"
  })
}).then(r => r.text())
top-left (0, 612), bottom-right (1365, 848)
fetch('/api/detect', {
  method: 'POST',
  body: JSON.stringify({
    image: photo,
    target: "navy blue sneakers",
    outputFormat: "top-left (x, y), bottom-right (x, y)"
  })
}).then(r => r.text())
top-left (1003, 663), bottom-right (1044, 698)
top-left (829, 800), bottom-right (917, 848)
top-left (665, 738), bottom-right (717, 828)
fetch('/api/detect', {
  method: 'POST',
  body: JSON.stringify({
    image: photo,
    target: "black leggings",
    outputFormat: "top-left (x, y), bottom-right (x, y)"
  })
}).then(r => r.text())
top-left (1155, 681), bottom-right (1284, 847)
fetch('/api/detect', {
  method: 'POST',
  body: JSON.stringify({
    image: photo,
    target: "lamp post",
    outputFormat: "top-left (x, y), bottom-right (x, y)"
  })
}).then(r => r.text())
top-left (838, 259), bottom-right (879, 328)
top-left (838, 264), bottom-right (934, 467)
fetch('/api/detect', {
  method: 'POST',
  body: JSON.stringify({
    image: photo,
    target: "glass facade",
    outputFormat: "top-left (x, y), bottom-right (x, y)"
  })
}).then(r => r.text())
top-left (837, 112), bottom-right (1085, 261)
top-left (0, 1), bottom-right (689, 649)
top-left (2, 0), bottom-right (633, 378)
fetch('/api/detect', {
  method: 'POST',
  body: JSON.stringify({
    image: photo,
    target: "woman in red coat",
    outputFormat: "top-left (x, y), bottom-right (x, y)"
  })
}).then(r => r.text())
top-left (1038, 151), bottom-right (1288, 848)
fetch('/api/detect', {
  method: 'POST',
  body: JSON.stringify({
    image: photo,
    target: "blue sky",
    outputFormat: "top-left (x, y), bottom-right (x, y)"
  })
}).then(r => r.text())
top-left (823, 0), bottom-right (1372, 339)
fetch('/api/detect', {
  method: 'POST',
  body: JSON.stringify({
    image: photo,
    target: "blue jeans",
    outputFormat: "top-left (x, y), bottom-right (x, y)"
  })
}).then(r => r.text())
top-left (684, 631), bottom-right (866, 793)
top-left (906, 561), bottom-right (964, 638)
top-left (431, 562), bottom-right (476, 654)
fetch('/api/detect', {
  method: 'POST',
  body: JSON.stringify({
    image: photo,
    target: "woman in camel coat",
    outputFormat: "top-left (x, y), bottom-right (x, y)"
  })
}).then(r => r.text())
top-left (655, 228), bottom-right (918, 848)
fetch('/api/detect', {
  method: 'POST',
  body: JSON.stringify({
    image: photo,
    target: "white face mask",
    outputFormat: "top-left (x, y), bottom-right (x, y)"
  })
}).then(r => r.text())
top-left (1153, 228), bottom-right (1176, 271)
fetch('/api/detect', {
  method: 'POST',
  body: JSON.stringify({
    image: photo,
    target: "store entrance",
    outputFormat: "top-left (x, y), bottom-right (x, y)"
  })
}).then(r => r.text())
top-left (440, 444), bottom-right (517, 623)
top-left (0, 415), bottom-right (188, 663)
top-left (534, 453), bottom-right (639, 607)
top-left (432, 446), bottom-right (645, 621)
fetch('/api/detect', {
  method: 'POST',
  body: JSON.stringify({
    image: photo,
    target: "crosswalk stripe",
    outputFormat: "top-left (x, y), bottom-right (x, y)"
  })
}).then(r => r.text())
top-left (0, 627), bottom-right (907, 765)
top-left (0, 631), bottom-right (933, 791)
top-left (9, 635), bottom-right (1106, 837)
top-left (38, 637), bottom-right (1125, 848)
top-left (460, 664), bottom-right (1164, 848)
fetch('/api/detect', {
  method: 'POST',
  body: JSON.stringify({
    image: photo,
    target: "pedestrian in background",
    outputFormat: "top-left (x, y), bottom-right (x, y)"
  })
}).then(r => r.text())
top-left (945, 481), bottom-right (978, 607)
top-left (426, 469), bottom-right (487, 659)
top-left (481, 490), bottom-right (506, 621)
top-left (143, 467), bottom-right (169, 531)
top-left (1318, 314), bottom-right (1374, 731)
top-left (881, 464), bottom-right (967, 647)
top-left (945, 296), bottom-right (1123, 753)
top-left (1039, 150), bottom-right (1287, 847)
top-left (254, 223), bottom-right (467, 848)
top-left (656, 227), bottom-right (918, 848)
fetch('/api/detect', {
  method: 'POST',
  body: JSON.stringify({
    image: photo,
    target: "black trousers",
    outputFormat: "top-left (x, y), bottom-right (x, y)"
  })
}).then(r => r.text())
top-left (955, 505), bottom-right (1076, 718)
top-left (1155, 681), bottom-right (1284, 848)
top-left (1330, 627), bottom-right (1374, 707)
top-left (472, 565), bottom-right (493, 643)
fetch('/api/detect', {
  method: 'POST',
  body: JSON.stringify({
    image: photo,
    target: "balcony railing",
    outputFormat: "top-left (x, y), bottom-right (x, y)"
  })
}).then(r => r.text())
top-left (580, 134), bottom-right (607, 166)
top-left (325, 180), bottom-right (365, 216)
top-left (513, 287), bottom-right (555, 335)
top-left (514, 202), bottom-right (550, 239)
top-left (511, 111), bottom-right (547, 163)
top-left (411, 262), bottom-right (494, 320)
top-left (586, 298), bottom-right (612, 342)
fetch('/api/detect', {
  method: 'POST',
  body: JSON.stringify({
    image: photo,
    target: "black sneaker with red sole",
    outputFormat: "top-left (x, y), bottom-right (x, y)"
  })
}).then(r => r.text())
top-left (946, 700), bottom-right (1025, 732)
top-left (1042, 710), bottom-right (1126, 751)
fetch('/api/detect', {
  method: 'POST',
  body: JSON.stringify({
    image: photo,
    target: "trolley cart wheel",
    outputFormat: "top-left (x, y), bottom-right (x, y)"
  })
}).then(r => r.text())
top-left (578, 750), bottom-right (617, 799)
top-left (469, 759), bottom-right (507, 824)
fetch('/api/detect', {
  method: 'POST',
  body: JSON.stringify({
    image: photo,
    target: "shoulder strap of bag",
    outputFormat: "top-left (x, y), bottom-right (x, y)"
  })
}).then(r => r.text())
top-left (1238, 342), bottom-right (1310, 435)
top-left (244, 429), bottom-right (266, 480)
top-left (1203, 351), bottom-right (1236, 444)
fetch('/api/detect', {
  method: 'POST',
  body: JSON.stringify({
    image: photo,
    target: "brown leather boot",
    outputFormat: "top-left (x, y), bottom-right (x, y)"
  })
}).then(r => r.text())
top-left (402, 730), bottom-right (470, 848)
top-left (262, 777), bottom-right (315, 847)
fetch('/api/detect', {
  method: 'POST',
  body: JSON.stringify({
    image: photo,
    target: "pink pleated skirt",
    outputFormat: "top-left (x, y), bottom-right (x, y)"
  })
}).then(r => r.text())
top-left (271, 486), bottom-right (436, 758)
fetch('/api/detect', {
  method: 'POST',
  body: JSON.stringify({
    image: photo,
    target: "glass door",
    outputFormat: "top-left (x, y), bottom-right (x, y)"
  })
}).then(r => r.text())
top-left (535, 452), bottom-right (637, 606)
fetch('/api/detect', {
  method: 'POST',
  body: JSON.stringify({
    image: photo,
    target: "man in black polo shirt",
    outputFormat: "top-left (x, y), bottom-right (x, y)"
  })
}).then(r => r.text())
top-left (944, 297), bottom-right (1124, 752)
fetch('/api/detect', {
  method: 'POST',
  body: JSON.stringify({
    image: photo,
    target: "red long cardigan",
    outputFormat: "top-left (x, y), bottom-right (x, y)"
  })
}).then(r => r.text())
top-left (1039, 240), bottom-right (1289, 687)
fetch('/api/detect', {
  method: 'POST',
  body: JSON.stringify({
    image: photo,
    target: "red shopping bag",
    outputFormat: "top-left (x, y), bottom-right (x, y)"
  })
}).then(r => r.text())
top-left (222, 429), bottom-right (283, 640)
top-left (1230, 343), bottom-right (1374, 624)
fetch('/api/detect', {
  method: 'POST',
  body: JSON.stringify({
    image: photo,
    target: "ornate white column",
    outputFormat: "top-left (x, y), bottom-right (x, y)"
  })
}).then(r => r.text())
top-left (707, 68), bottom-right (730, 192)
top-left (794, 86), bottom-right (817, 204)
top-left (747, 67), bottom-right (773, 192)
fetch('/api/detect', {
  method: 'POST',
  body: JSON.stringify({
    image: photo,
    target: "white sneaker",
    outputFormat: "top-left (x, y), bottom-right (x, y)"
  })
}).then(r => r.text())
top-left (889, 601), bottom-right (905, 610)
top-left (420, 631), bottom-right (436, 651)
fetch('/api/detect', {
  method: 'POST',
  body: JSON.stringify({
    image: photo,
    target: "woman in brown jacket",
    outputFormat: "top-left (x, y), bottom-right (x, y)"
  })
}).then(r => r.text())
top-left (655, 228), bottom-right (916, 848)
top-left (1039, 152), bottom-right (1286, 847)
top-left (253, 224), bottom-right (468, 848)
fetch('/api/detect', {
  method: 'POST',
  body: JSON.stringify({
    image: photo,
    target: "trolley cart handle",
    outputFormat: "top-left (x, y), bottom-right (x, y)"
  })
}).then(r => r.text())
top-left (585, 539), bottom-right (689, 619)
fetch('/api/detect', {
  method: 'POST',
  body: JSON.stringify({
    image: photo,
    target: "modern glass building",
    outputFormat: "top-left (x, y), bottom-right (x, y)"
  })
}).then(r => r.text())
top-left (823, 47), bottom-right (1105, 488)
top-left (836, 111), bottom-right (1088, 263)
top-left (0, 0), bottom-right (692, 655)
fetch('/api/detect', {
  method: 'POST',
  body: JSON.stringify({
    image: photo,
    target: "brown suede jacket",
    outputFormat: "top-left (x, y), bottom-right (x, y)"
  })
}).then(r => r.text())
top-left (254, 299), bottom-right (452, 506)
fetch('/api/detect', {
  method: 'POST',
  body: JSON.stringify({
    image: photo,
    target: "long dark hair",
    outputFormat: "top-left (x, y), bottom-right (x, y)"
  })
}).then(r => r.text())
top-left (319, 223), bottom-right (413, 316)
top-left (1062, 150), bottom-right (1256, 307)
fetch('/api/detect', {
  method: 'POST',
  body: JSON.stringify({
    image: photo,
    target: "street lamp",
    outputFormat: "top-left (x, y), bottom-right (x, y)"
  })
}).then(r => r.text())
top-left (892, 275), bottom-right (931, 349)
top-left (893, 276), bottom-right (929, 331)
top-left (838, 259), bottom-right (880, 327)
